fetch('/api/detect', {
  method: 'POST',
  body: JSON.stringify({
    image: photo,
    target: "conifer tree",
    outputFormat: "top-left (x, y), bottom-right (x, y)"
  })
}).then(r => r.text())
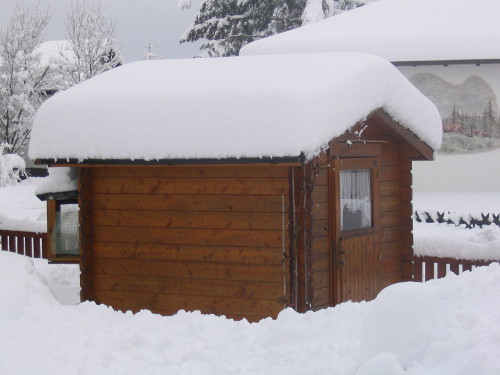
top-left (180, 0), bottom-right (367, 57)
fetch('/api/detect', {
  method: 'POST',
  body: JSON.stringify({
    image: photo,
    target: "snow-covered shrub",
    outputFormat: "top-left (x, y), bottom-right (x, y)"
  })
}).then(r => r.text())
top-left (0, 145), bottom-right (26, 186)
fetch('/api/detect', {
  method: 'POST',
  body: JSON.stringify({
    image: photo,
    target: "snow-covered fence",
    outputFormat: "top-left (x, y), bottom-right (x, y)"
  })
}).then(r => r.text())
top-left (414, 210), bottom-right (500, 229)
top-left (413, 256), bottom-right (497, 282)
top-left (0, 230), bottom-right (47, 259)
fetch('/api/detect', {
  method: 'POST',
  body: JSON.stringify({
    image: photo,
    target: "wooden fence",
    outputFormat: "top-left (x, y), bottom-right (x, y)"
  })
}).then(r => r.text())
top-left (414, 210), bottom-right (500, 229)
top-left (413, 255), bottom-right (497, 282)
top-left (0, 230), bottom-right (47, 259)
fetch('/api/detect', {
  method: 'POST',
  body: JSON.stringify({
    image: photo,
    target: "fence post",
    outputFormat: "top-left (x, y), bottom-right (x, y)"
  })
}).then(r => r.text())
top-left (16, 236), bottom-right (25, 256)
top-left (25, 237), bottom-right (33, 257)
top-left (41, 236), bottom-right (48, 259)
top-left (8, 235), bottom-right (15, 252)
top-left (414, 258), bottom-right (423, 282)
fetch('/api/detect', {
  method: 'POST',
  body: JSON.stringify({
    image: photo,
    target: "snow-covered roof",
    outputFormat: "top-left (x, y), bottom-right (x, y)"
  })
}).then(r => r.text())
top-left (35, 168), bottom-right (78, 198)
top-left (241, 0), bottom-right (500, 62)
top-left (29, 53), bottom-right (441, 162)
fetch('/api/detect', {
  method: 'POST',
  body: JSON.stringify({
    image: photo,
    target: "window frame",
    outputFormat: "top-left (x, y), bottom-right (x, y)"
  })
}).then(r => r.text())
top-left (337, 157), bottom-right (379, 238)
top-left (47, 198), bottom-right (80, 263)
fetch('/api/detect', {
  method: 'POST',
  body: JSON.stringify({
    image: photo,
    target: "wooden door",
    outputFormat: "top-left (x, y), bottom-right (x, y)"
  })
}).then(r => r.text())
top-left (330, 158), bottom-right (381, 304)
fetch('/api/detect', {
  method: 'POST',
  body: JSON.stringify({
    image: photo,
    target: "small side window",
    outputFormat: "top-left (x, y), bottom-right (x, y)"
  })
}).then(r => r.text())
top-left (48, 199), bottom-right (80, 262)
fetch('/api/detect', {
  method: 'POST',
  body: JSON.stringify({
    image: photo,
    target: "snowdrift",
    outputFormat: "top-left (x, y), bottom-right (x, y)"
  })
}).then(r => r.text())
top-left (0, 252), bottom-right (499, 374)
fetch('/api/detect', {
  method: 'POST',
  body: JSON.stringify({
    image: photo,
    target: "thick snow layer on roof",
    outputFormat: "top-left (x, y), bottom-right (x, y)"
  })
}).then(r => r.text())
top-left (34, 167), bottom-right (78, 196)
top-left (241, 0), bottom-right (500, 62)
top-left (29, 53), bottom-right (441, 161)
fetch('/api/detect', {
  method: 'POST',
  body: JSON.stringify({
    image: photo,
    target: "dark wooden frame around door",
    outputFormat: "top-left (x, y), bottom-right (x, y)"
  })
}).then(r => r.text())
top-left (330, 157), bottom-right (381, 305)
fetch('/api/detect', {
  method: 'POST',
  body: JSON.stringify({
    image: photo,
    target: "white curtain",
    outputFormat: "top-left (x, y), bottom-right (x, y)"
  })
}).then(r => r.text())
top-left (340, 169), bottom-right (371, 230)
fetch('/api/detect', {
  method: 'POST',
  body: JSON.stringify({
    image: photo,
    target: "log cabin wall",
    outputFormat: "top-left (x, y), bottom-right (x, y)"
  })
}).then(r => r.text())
top-left (79, 165), bottom-right (291, 322)
top-left (307, 157), bottom-right (331, 311)
top-left (290, 158), bottom-right (330, 313)
top-left (362, 120), bottom-right (412, 290)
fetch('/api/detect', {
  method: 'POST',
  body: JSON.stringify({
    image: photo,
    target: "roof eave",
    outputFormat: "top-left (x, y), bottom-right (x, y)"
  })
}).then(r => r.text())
top-left (370, 109), bottom-right (435, 161)
top-left (35, 154), bottom-right (306, 167)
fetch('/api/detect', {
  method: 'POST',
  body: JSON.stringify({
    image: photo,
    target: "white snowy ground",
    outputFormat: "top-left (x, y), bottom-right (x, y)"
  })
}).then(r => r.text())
top-left (0, 252), bottom-right (499, 375)
top-left (411, 148), bottom-right (500, 261)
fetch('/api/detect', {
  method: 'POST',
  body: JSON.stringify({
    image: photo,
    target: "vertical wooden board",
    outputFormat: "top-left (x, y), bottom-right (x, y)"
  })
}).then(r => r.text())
top-left (80, 167), bottom-right (94, 302)
top-left (437, 262), bottom-right (447, 278)
top-left (33, 237), bottom-right (41, 258)
top-left (450, 262), bottom-right (459, 275)
top-left (424, 261), bottom-right (434, 281)
top-left (25, 237), bottom-right (33, 257)
top-left (9, 235), bottom-right (15, 252)
top-left (413, 257), bottom-right (424, 282)
top-left (16, 237), bottom-right (25, 256)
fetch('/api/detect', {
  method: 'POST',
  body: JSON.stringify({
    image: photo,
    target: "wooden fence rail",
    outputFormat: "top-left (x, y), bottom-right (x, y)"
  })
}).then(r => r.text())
top-left (413, 255), bottom-right (497, 282)
top-left (0, 230), bottom-right (47, 259)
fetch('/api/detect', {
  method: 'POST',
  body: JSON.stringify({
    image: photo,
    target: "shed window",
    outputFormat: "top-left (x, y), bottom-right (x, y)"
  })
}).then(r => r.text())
top-left (48, 199), bottom-right (80, 261)
top-left (340, 169), bottom-right (372, 231)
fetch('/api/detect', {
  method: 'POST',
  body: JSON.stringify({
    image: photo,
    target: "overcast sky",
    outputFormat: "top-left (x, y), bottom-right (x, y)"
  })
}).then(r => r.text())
top-left (0, 0), bottom-right (203, 62)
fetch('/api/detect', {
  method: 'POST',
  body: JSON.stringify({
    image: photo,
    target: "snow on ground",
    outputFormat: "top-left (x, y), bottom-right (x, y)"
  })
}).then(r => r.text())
top-left (0, 251), bottom-right (499, 375)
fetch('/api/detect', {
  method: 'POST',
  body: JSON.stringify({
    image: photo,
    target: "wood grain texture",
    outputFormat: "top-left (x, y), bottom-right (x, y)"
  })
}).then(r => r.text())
top-left (81, 164), bottom-right (291, 319)
top-left (92, 242), bottom-right (283, 265)
top-left (91, 210), bottom-right (287, 230)
top-left (93, 290), bottom-right (282, 318)
top-left (90, 177), bottom-right (288, 196)
top-left (92, 165), bottom-right (290, 179)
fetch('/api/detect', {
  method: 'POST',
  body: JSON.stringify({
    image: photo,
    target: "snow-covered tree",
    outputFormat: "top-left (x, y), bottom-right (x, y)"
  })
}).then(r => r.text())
top-left (0, 143), bottom-right (26, 186)
top-left (59, 0), bottom-right (121, 87)
top-left (180, 0), bottom-right (367, 57)
top-left (0, 3), bottom-right (51, 154)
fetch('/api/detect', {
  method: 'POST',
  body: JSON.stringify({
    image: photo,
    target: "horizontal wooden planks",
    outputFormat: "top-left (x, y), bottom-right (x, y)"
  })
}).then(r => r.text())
top-left (93, 226), bottom-right (283, 248)
top-left (92, 242), bottom-right (283, 266)
top-left (93, 273), bottom-right (282, 300)
top-left (93, 258), bottom-right (283, 283)
top-left (94, 290), bottom-right (282, 317)
top-left (91, 193), bottom-right (287, 213)
top-left (90, 177), bottom-right (288, 196)
top-left (91, 209), bottom-right (287, 231)
top-left (91, 165), bottom-right (290, 179)
top-left (85, 165), bottom-right (291, 319)
top-left (312, 287), bottom-right (329, 307)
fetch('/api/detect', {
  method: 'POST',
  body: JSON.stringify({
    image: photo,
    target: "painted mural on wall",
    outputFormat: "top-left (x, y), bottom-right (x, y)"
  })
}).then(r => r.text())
top-left (408, 72), bottom-right (500, 154)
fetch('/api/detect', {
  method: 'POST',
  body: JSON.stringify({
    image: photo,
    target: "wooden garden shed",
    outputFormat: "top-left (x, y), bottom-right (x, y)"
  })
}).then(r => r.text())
top-left (29, 53), bottom-right (442, 321)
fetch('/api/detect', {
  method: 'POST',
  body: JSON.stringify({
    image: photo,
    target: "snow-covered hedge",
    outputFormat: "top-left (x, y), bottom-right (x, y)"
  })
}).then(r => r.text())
top-left (414, 210), bottom-right (500, 229)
